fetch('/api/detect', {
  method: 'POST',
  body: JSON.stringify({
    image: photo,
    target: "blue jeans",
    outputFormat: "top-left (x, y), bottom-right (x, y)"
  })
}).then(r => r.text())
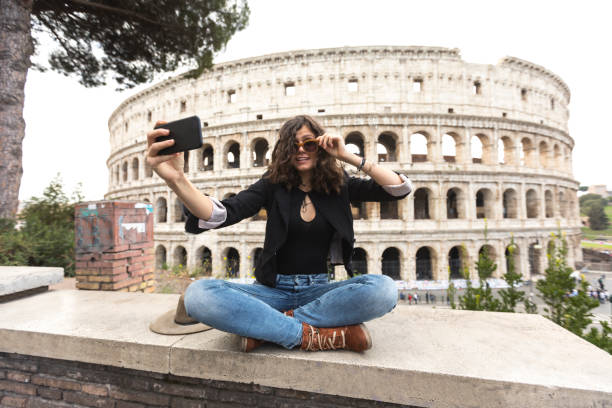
top-left (184, 273), bottom-right (397, 349)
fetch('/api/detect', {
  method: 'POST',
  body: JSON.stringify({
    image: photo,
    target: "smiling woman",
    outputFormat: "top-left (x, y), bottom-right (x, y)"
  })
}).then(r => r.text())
top-left (145, 113), bottom-right (411, 353)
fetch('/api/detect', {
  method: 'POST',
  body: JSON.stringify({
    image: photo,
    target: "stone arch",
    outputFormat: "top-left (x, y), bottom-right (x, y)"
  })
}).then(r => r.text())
top-left (345, 131), bottom-right (365, 157)
top-left (174, 246), bottom-right (187, 267)
top-left (559, 190), bottom-right (569, 218)
top-left (446, 187), bottom-right (466, 219)
top-left (545, 190), bottom-right (554, 218)
top-left (499, 136), bottom-right (514, 165)
top-left (114, 164), bottom-right (120, 184)
top-left (352, 247), bottom-right (368, 275)
top-left (199, 144), bottom-right (214, 171)
top-left (174, 198), bottom-right (186, 223)
top-left (416, 246), bottom-right (434, 280)
top-left (380, 201), bottom-right (399, 219)
top-left (410, 132), bottom-right (429, 162)
top-left (442, 133), bottom-right (458, 163)
top-left (196, 246), bottom-right (212, 276)
top-left (414, 188), bottom-right (432, 219)
top-left (503, 189), bottom-right (518, 219)
top-left (382, 247), bottom-right (401, 280)
top-left (520, 137), bottom-right (534, 167)
top-left (144, 158), bottom-right (153, 178)
top-left (377, 131), bottom-right (398, 162)
top-left (528, 242), bottom-right (542, 276)
top-left (475, 188), bottom-right (494, 219)
top-left (131, 157), bottom-right (139, 180)
top-left (539, 141), bottom-right (549, 168)
top-left (252, 138), bottom-right (270, 168)
top-left (225, 140), bottom-right (241, 169)
top-left (478, 244), bottom-right (497, 273)
top-left (224, 247), bottom-right (240, 278)
top-left (155, 197), bottom-right (167, 223)
top-left (448, 246), bottom-right (466, 279)
top-left (474, 133), bottom-right (493, 164)
top-left (526, 189), bottom-right (539, 218)
top-left (122, 161), bottom-right (128, 182)
top-left (155, 245), bottom-right (167, 270)
top-left (505, 243), bottom-right (519, 275)
top-left (553, 144), bottom-right (561, 170)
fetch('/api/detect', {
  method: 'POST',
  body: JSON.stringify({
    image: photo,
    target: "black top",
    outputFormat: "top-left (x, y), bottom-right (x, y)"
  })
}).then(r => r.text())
top-left (276, 188), bottom-right (334, 275)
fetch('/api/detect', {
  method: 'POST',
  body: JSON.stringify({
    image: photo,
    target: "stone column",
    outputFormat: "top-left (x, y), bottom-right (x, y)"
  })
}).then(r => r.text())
top-left (402, 126), bottom-right (411, 164)
top-left (241, 131), bottom-right (249, 169)
top-left (240, 242), bottom-right (249, 279)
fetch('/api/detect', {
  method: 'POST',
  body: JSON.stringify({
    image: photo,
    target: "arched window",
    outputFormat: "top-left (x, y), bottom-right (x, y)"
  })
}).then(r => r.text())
top-left (380, 201), bottom-right (399, 219)
top-left (122, 162), bottom-right (128, 182)
top-left (183, 150), bottom-right (190, 173)
top-left (377, 132), bottom-right (397, 162)
top-left (526, 189), bottom-right (539, 218)
top-left (345, 132), bottom-right (365, 157)
top-left (476, 188), bottom-right (494, 219)
top-left (226, 142), bottom-right (240, 169)
top-left (442, 134), bottom-right (457, 163)
top-left (553, 144), bottom-right (561, 170)
top-left (200, 144), bottom-right (214, 171)
top-left (414, 188), bottom-right (430, 219)
top-left (132, 158), bottom-right (139, 180)
top-left (528, 242), bottom-right (541, 276)
top-left (352, 248), bottom-right (368, 275)
top-left (225, 247), bottom-right (240, 278)
top-left (446, 188), bottom-right (465, 219)
top-left (174, 198), bottom-right (186, 223)
top-left (155, 245), bottom-right (167, 270)
top-left (448, 246), bottom-right (464, 279)
top-left (174, 246), bottom-right (187, 267)
top-left (155, 197), bottom-right (167, 223)
top-left (115, 165), bottom-right (120, 184)
top-left (415, 247), bottom-right (433, 280)
top-left (499, 136), bottom-right (514, 165)
top-left (505, 243), bottom-right (519, 275)
top-left (539, 141), bottom-right (548, 168)
top-left (252, 138), bottom-right (269, 167)
top-left (545, 190), bottom-right (554, 218)
top-left (559, 191), bottom-right (568, 218)
top-left (196, 246), bottom-right (212, 276)
top-left (478, 245), bottom-right (497, 273)
top-left (410, 132), bottom-right (428, 162)
top-left (144, 159), bottom-right (153, 178)
top-left (503, 189), bottom-right (517, 219)
top-left (381, 247), bottom-right (401, 280)
top-left (471, 135), bottom-right (483, 164)
top-left (520, 138), bottom-right (533, 167)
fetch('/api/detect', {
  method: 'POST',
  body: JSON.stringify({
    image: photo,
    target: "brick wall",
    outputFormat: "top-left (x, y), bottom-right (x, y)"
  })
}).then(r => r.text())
top-left (74, 201), bottom-right (155, 292)
top-left (0, 353), bottom-right (415, 408)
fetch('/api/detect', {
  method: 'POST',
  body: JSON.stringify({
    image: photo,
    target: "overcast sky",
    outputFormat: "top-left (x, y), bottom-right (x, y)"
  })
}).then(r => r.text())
top-left (20, 0), bottom-right (611, 201)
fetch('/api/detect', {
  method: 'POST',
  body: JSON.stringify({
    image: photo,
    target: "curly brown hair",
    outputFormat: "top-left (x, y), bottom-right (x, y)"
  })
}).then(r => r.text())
top-left (266, 115), bottom-right (344, 194)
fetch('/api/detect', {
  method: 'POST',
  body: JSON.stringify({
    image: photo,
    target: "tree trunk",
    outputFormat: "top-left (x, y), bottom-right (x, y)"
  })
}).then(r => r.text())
top-left (0, 0), bottom-right (33, 219)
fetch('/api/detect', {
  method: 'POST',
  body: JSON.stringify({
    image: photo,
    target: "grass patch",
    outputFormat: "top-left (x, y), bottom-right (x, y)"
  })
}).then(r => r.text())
top-left (581, 241), bottom-right (612, 250)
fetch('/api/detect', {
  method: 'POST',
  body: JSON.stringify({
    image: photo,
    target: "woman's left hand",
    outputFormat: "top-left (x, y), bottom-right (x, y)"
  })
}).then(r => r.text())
top-left (317, 133), bottom-right (347, 160)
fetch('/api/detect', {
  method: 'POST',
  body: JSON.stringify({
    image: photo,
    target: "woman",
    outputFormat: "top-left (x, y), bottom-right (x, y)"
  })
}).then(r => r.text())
top-left (146, 115), bottom-right (412, 352)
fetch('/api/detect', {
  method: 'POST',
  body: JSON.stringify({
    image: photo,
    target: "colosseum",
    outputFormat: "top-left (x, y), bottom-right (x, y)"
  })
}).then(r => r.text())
top-left (105, 45), bottom-right (581, 284)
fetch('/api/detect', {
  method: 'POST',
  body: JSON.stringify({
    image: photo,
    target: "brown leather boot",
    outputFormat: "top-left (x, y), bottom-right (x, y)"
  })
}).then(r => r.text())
top-left (240, 310), bottom-right (294, 352)
top-left (300, 322), bottom-right (372, 352)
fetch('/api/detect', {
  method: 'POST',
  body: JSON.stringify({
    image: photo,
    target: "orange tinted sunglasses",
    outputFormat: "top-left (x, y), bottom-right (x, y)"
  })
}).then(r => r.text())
top-left (294, 138), bottom-right (318, 153)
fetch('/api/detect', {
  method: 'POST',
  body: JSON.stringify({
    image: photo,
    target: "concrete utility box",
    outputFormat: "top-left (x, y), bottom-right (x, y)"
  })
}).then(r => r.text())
top-left (74, 201), bottom-right (155, 292)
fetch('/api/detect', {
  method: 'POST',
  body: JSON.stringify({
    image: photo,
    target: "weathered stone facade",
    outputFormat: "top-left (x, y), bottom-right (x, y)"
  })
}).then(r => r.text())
top-left (105, 46), bottom-right (581, 282)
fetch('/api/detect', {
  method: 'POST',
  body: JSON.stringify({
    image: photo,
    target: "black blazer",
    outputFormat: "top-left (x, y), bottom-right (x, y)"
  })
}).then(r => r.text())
top-left (184, 172), bottom-right (410, 287)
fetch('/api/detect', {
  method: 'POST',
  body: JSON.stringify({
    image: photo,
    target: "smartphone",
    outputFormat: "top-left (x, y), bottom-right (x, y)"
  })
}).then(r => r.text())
top-left (154, 116), bottom-right (203, 156)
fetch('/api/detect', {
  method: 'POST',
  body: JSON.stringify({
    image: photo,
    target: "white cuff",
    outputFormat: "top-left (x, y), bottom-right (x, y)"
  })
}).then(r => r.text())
top-left (382, 174), bottom-right (412, 197)
top-left (197, 197), bottom-right (227, 229)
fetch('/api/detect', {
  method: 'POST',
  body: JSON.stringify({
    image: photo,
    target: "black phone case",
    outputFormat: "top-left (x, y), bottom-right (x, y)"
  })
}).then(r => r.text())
top-left (154, 116), bottom-right (203, 155)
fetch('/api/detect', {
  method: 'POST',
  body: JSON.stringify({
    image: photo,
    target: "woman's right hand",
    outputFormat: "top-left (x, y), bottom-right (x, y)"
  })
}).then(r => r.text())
top-left (146, 120), bottom-right (184, 183)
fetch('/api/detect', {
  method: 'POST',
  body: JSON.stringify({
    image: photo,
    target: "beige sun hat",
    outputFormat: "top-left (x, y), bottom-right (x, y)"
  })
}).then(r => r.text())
top-left (149, 293), bottom-right (212, 335)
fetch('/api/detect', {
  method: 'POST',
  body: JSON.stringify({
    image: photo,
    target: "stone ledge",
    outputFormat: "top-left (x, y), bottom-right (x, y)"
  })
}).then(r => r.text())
top-left (0, 266), bottom-right (63, 297)
top-left (0, 290), bottom-right (610, 407)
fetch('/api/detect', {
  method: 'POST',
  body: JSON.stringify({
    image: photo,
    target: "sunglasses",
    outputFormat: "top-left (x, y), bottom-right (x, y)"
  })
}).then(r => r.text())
top-left (294, 138), bottom-right (318, 153)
